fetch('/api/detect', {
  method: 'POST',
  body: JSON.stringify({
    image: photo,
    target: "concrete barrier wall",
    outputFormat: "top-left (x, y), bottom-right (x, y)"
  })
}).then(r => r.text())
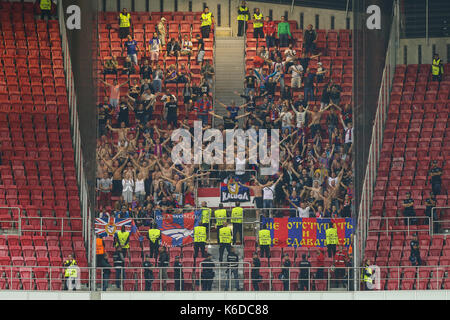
top-left (1, 290), bottom-right (449, 300)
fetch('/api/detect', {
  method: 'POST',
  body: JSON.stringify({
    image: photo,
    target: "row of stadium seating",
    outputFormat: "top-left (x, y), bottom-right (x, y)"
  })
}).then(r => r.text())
top-left (365, 63), bottom-right (450, 289)
top-left (0, 2), bottom-right (87, 281)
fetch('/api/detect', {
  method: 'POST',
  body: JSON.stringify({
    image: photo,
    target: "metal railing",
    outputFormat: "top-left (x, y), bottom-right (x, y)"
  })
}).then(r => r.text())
top-left (368, 216), bottom-right (432, 235)
top-left (57, 1), bottom-right (92, 253)
top-left (0, 207), bottom-right (21, 233)
top-left (431, 207), bottom-right (450, 235)
top-left (355, 0), bottom-right (400, 268)
top-left (0, 265), bottom-right (447, 291)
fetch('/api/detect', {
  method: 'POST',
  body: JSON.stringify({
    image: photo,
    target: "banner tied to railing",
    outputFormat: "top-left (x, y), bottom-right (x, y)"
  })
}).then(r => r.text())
top-left (155, 210), bottom-right (202, 247)
top-left (260, 217), bottom-right (354, 248)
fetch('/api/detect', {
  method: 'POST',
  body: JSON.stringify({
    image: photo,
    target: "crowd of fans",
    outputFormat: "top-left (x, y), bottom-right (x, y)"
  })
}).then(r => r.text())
top-left (96, 6), bottom-right (354, 224)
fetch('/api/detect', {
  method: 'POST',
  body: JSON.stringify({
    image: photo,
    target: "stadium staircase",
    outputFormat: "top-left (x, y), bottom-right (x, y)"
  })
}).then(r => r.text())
top-left (213, 37), bottom-right (246, 123)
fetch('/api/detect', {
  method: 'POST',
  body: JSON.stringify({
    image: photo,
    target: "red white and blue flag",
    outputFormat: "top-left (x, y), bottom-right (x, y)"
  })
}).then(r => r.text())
top-left (95, 213), bottom-right (133, 238)
top-left (155, 210), bottom-right (202, 247)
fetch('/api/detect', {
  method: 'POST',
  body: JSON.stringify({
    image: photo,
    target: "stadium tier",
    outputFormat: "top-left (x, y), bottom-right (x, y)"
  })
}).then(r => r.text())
top-left (365, 63), bottom-right (450, 290)
top-left (0, 1), bottom-right (87, 290)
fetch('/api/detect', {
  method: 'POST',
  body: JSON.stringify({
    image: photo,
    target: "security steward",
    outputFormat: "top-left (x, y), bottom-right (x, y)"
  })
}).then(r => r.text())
top-left (39, 0), bottom-right (52, 20)
top-left (118, 8), bottom-right (132, 39)
top-left (431, 53), bottom-right (444, 82)
top-left (201, 201), bottom-right (212, 232)
top-left (148, 223), bottom-right (161, 260)
top-left (214, 203), bottom-right (227, 244)
top-left (252, 8), bottom-right (264, 39)
top-left (325, 223), bottom-right (338, 258)
top-left (362, 259), bottom-right (373, 290)
top-left (114, 225), bottom-right (130, 257)
top-left (231, 202), bottom-right (243, 245)
top-left (63, 254), bottom-right (78, 291)
top-left (237, 1), bottom-right (250, 37)
top-left (193, 224), bottom-right (207, 259)
top-left (258, 224), bottom-right (271, 258)
top-left (200, 7), bottom-right (214, 39)
top-left (96, 235), bottom-right (106, 266)
top-left (219, 222), bottom-right (233, 262)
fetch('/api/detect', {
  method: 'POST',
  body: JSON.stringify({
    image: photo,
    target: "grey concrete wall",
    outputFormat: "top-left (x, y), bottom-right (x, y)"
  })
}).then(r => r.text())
top-left (399, 37), bottom-right (449, 64)
top-left (1, 290), bottom-right (449, 300)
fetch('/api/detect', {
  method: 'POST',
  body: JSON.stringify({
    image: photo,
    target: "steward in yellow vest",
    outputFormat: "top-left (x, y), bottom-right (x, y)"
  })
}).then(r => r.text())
top-left (231, 202), bottom-right (243, 245)
top-left (118, 8), bottom-right (132, 39)
top-left (114, 225), bottom-right (130, 256)
top-left (362, 259), bottom-right (373, 290)
top-left (432, 54), bottom-right (444, 81)
top-left (252, 9), bottom-right (264, 39)
top-left (194, 225), bottom-right (207, 258)
top-left (258, 224), bottom-right (271, 258)
top-left (148, 223), bottom-right (161, 259)
top-left (200, 7), bottom-right (214, 39)
top-left (325, 223), bottom-right (338, 258)
top-left (214, 204), bottom-right (227, 243)
top-left (218, 222), bottom-right (232, 262)
top-left (237, 1), bottom-right (250, 37)
top-left (201, 202), bottom-right (212, 229)
top-left (39, 0), bottom-right (52, 20)
top-left (63, 254), bottom-right (78, 290)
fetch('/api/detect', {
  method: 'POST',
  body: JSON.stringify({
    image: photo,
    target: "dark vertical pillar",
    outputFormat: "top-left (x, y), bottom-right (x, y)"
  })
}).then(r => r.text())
top-left (353, 0), bottom-right (394, 214)
top-left (61, 0), bottom-right (98, 210)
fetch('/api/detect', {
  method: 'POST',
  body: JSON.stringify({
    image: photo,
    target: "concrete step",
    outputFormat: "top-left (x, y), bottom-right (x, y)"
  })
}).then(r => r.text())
top-left (214, 38), bottom-right (245, 123)
top-left (215, 27), bottom-right (232, 38)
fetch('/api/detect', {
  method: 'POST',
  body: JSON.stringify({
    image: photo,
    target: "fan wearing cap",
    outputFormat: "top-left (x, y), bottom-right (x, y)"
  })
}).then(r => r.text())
top-left (316, 62), bottom-right (326, 83)
top-left (157, 17), bottom-right (167, 46)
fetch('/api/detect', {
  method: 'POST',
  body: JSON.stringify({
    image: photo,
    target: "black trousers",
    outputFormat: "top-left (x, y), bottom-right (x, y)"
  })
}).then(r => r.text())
top-left (237, 20), bottom-right (247, 36)
top-left (175, 278), bottom-right (184, 291)
top-left (232, 223), bottom-right (242, 244)
top-left (216, 225), bottom-right (223, 244)
top-left (298, 278), bottom-right (309, 291)
top-left (149, 242), bottom-right (159, 260)
top-left (145, 279), bottom-right (153, 291)
top-left (253, 27), bottom-right (264, 39)
top-left (219, 243), bottom-right (231, 262)
top-left (260, 245), bottom-right (270, 258)
top-left (201, 25), bottom-right (211, 38)
top-left (194, 242), bottom-right (207, 258)
top-left (432, 182), bottom-right (441, 195)
top-left (201, 277), bottom-right (213, 290)
top-left (119, 27), bottom-right (130, 39)
top-left (40, 9), bottom-right (51, 20)
top-left (327, 244), bottom-right (336, 258)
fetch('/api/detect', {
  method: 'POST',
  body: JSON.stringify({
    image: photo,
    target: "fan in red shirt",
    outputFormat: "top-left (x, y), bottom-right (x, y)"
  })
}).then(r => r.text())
top-left (263, 16), bottom-right (276, 48)
top-left (333, 245), bottom-right (349, 288)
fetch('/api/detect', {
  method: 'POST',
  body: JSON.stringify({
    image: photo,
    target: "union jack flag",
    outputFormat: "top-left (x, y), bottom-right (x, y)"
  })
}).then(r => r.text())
top-left (95, 213), bottom-right (132, 238)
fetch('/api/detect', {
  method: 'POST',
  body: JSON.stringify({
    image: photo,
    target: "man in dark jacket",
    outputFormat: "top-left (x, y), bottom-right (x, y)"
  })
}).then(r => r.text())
top-left (251, 252), bottom-right (262, 291)
top-left (225, 247), bottom-right (240, 291)
top-left (158, 246), bottom-right (170, 290)
top-left (113, 248), bottom-right (125, 289)
top-left (201, 253), bottom-right (215, 291)
top-left (298, 254), bottom-right (311, 291)
top-left (279, 254), bottom-right (292, 291)
top-left (410, 234), bottom-right (422, 266)
top-left (143, 255), bottom-right (154, 291)
top-left (173, 255), bottom-right (184, 291)
top-left (98, 252), bottom-right (112, 291)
